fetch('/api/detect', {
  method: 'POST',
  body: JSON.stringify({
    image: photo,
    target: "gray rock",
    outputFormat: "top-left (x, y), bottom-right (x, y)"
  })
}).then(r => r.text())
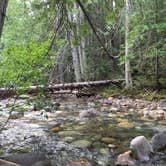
top-left (79, 109), bottom-right (99, 119)
top-left (130, 136), bottom-right (152, 162)
top-left (159, 100), bottom-right (166, 111)
top-left (10, 111), bottom-right (24, 119)
top-left (152, 130), bottom-right (166, 152)
top-left (115, 150), bottom-right (136, 166)
top-left (72, 140), bottom-right (91, 148)
top-left (1, 152), bottom-right (47, 166)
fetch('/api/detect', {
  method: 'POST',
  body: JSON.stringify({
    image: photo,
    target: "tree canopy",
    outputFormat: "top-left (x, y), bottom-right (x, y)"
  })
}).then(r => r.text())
top-left (0, 0), bottom-right (165, 89)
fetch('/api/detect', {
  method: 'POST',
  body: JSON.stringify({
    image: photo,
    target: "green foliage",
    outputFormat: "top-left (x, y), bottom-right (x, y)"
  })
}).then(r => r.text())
top-left (0, 40), bottom-right (53, 87)
top-left (28, 92), bottom-right (60, 118)
top-left (0, 0), bottom-right (165, 90)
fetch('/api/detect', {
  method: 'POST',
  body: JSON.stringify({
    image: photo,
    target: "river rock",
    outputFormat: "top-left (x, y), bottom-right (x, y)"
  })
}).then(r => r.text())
top-left (66, 157), bottom-right (91, 166)
top-left (79, 109), bottom-right (99, 119)
top-left (72, 140), bottom-right (91, 148)
top-left (108, 144), bottom-right (117, 149)
top-left (58, 131), bottom-right (80, 137)
top-left (10, 111), bottom-right (24, 119)
top-left (101, 137), bottom-right (116, 144)
top-left (110, 107), bottom-right (120, 112)
top-left (0, 159), bottom-right (21, 166)
top-left (115, 150), bottom-right (136, 166)
top-left (130, 136), bottom-right (152, 162)
top-left (159, 100), bottom-right (166, 111)
top-left (99, 148), bottom-right (109, 155)
top-left (50, 127), bottom-right (63, 132)
top-left (117, 120), bottom-right (135, 129)
top-left (0, 152), bottom-right (48, 166)
top-left (143, 109), bottom-right (166, 120)
top-left (151, 130), bottom-right (166, 152)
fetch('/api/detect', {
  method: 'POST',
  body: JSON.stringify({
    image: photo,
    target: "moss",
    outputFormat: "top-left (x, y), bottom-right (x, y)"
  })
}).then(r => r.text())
top-left (0, 148), bottom-right (4, 155)
top-left (10, 147), bottom-right (32, 154)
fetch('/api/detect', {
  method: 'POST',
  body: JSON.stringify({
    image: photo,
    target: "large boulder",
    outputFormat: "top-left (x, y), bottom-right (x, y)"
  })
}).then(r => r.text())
top-left (0, 159), bottom-right (20, 166)
top-left (130, 136), bottom-right (152, 162)
top-left (151, 130), bottom-right (166, 152)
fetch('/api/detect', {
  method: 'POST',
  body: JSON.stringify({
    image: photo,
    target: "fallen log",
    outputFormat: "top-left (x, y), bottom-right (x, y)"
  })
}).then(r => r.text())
top-left (0, 79), bottom-right (124, 98)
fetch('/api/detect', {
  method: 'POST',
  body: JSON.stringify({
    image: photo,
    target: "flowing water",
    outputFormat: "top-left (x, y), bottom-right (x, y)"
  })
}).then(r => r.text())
top-left (0, 95), bottom-right (166, 165)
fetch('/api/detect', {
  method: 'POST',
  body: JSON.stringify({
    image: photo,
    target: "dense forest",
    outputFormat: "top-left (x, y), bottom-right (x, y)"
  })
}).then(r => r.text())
top-left (0, 1), bottom-right (166, 166)
top-left (0, 0), bottom-right (165, 89)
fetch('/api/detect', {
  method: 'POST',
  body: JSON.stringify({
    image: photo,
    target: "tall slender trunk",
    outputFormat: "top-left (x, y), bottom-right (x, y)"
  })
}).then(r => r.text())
top-left (125, 0), bottom-right (132, 88)
top-left (155, 0), bottom-right (160, 89)
top-left (0, 0), bottom-right (8, 38)
top-left (68, 3), bottom-right (88, 82)
top-left (79, 10), bottom-right (87, 81)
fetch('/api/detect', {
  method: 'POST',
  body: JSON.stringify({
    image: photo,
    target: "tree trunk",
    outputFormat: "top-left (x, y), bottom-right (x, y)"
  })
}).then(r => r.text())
top-left (0, 0), bottom-right (8, 38)
top-left (125, 0), bottom-right (132, 88)
top-left (78, 9), bottom-right (87, 81)
top-left (0, 79), bottom-right (124, 98)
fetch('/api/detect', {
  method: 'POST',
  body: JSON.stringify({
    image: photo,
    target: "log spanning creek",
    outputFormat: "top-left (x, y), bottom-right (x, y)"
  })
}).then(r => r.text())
top-left (0, 95), bottom-right (166, 166)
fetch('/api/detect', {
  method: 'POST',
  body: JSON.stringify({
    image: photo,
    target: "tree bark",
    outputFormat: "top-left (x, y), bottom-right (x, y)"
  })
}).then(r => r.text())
top-left (0, 79), bottom-right (124, 97)
top-left (0, 0), bottom-right (8, 38)
top-left (125, 0), bottom-right (132, 88)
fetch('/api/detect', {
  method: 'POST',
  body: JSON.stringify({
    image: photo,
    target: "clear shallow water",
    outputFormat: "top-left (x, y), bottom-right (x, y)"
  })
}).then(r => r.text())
top-left (0, 96), bottom-right (166, 165)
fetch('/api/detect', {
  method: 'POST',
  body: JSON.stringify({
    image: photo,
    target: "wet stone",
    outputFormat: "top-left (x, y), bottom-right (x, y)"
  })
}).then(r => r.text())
top-left (72, 140), bottom-right (91, 148)
top-left (50, 127), bottom-right (63, 132)
top-left (58, 131), bottom-right (80, 137)
top-left (151, 130), bottom-right (166, 152)
top-left (117, 120), bottom-right (135, 129)
top-left (101, 137), bottom-right (116, 144)
top-left (130, 136), bottom-right (152, 162)
top-left (115, 150), bottom-right (136, 166)
top-left (99, 148), bottom-right (109, 155)
top-left (108, 144), bottom-right (117, 149)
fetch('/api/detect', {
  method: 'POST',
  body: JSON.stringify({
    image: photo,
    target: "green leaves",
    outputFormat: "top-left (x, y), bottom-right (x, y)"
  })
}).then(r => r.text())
top-left (0, 40), bottom-right (53, 87)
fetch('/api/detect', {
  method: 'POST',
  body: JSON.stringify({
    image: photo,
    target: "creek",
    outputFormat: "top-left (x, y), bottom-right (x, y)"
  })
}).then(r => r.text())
top-left (0, 95), bottom-right (166, 165)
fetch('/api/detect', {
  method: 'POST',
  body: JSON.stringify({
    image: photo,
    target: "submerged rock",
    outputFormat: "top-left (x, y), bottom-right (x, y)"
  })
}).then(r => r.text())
top-left (99, 148), bottom-right (109, 155)
top-left (101, 137), bottom-right (116, 144)
top-left (66, 157), bottom-right (91, 166)
top-left (72, 140), bottom-right (91, 148)
top-left (117, 120), bottom-right (135, 129)
top-left (50, 126), bottom-right (63, 133)
top-left (79, 109), bottom-right (99, 119)
top-left (130, 136), bottom-right (152, 162)
top-left (58, 131), bottom-right (80, 137)
top-left (151, 130), bottom-right (166, 152)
